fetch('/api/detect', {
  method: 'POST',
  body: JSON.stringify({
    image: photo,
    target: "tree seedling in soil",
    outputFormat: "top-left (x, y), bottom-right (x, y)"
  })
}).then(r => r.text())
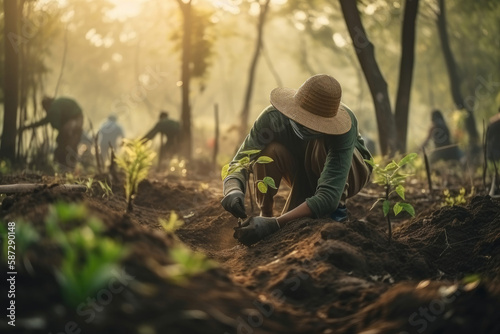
top-left (97, 179), bottom-right (113, 199)
top-left (163, 245), bottom-right (217, 285)
top-left (114, 138), bottom-right (156, 212)
top-left (221, 149), bottom-right (276, 211)
top-left (160, 211), bottom-right (184, 235)
top-left (365, 153), bottom-right (417, 244)
top-left (76, 177), bottom-right (96, 195)
top-left (46, 202), bottom-right (127, 307)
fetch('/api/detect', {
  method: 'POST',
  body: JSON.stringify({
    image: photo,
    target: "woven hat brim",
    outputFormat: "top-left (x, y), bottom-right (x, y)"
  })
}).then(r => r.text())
top-left (270, 87), bottom-right (352, 135)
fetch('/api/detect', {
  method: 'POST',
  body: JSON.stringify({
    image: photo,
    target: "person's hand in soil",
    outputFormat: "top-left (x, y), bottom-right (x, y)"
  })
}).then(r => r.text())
top-left (233, 216), bottom-right (280, 246)
top-left (221, 189), bottom-right (247, 218)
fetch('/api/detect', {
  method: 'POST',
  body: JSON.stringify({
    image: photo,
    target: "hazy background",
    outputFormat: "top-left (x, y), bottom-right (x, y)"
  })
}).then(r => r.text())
top-left (1, 0), bottom-right (499, 161)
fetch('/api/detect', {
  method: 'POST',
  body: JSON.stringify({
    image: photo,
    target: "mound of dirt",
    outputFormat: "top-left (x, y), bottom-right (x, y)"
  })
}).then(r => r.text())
top-left (336, 279), bottom-right (500, 334)
top-left (395, 196), bottom-right (500, 278)
top-left (2, 174), bottom-right (500, 334)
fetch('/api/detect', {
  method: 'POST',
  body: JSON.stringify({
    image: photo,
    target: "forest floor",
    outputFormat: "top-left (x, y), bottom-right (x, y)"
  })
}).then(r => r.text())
top-left (1, 168), bottom-right (500, 334)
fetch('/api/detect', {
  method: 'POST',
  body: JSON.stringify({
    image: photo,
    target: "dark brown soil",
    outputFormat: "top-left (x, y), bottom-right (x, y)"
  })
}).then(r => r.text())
top-left (1, 173), bottom-right (499, 334)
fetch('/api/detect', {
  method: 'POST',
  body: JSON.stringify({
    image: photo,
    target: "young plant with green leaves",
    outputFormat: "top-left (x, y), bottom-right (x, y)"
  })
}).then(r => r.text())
top-left (163, 245), bottom-right (217, 285)
top-left (221, 149), bottom-right (276, 210)
top-left (97, 180), bottom-right (113, 199)
top-left (46, 202), bottom-right (127, 307)
top-left (365, 153), bottom-right (417, 243)
top-left (114, 138), bottom-right (156, 212)
top-left (160, 211), bottom-right (184, 235)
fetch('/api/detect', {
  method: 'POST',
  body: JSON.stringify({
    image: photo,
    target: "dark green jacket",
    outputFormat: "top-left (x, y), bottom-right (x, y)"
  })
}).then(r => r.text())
top-left (143, 118), bottom-right (180, 141)
top-left (32, 98), bottom-right (82, 130)
top-left (227, 105), bottom-right (372, 218)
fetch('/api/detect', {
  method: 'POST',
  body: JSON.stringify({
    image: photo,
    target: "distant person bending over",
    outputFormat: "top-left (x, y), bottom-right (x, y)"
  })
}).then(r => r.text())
top-left (98, 114), bottom-right (125, 164)
top-left (421, 109), bottom-right (464, 164)
top-left (486, 107), bottom-right (500, 197)
top-left (21, 96), bottom-right (83, 169)
top-left (222, 74), bottom-right (373, 246)
top-left (142, 111), bottom-right (180, 159)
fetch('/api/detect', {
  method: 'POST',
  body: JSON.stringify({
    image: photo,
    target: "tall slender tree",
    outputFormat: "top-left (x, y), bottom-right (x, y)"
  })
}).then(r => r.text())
top-left (177, 0), bottom-right (193, 160)
top-left (394, 0), bottom-right (420, 152)
top-left (1, 0), bottom-right (19, 162)
top-left (239, 0), bottom-right (271, 144)
top-left (339, 0), bottom-right (397, 155)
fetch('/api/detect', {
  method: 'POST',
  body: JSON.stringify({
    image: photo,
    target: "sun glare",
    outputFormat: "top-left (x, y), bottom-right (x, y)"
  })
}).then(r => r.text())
top-left (106, 0), bottom-right (147, 20)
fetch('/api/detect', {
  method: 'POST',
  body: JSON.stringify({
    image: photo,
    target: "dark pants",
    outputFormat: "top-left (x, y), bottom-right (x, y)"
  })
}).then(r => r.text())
top-left (253, 140), bottom-right (372, 217)
top-left (54, 114), bottom-right (83, 170)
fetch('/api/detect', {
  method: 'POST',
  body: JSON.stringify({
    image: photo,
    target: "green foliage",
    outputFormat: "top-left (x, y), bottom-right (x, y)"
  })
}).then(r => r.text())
top-left (257, 176), bottom-right (277, 194)
top-left (0, 221), bottom-right (40, 262)
top-left (75, 177), bottom-right (113, 199)
top-left (76, 177), bottom-right (95, 195)
top-left (0, 160), bottom-right (12, 175)
top-left (441, 187), bottom-right (467, 207)
top-left (164, 245), bottom-right (217, 285)
top-left (97, 180), bottom-right (113, 199)
top-left (114, 139), bottom-right (156, 211)
top-left (160, 211), bottom-right (184, 234)
top-left (366, 153), bottom-right (417, 242)
top-left (46, 202), bottom-right (127, 307)
top-left (221, 149), bottom-right (276, 194)
top-left (170, 5), bottom-right (216, 82)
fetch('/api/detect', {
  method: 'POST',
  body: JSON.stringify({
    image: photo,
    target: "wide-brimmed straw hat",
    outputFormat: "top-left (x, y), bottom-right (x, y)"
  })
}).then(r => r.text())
top-left (270, 74), bottom-right (351, 135)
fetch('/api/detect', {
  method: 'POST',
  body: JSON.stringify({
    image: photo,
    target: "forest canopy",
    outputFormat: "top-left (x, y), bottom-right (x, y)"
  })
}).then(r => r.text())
top-left (1, 0), bottom-right (499, 160)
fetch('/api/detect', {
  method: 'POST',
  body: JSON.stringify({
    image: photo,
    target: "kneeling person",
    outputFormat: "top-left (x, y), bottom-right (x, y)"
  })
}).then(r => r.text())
top-left (221, 74), bottom-right (373, 246)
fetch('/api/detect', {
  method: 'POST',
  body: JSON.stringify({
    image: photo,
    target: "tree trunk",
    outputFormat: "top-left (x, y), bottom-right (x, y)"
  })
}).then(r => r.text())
top-left (239, 0), bottom-right (271, 144)
top-left (1, 0), bottom-right (19, 162)
top-left (339, 0), bottom-right (397, 156)
top-left (178, 0), bottom-right (193, 160)
top-left (436, 0), bottom-right (479, 149)
top-left (394, 0), bottom-right (420, 152)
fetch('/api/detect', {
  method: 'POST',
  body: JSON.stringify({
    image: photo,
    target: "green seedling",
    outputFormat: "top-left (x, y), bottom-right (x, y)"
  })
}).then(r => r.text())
top-left (160, 211), bottom-right (184, 235)
top-left (114, 138), bottom-right (156, 212)
top-left (441, 187), bottom-right (467, 207)
top-left (46, 202), bottom-right (127, 307)
top-left (97, 180), bottom-right (113, 199)
top-left (365, 153), bottom-right (417, 243)
top-left (75, 177), bottom-right (95, 195)
top-left (221, 149), bottom-right (276, 210)
top-left (163, 244), bottom-right (217, 285)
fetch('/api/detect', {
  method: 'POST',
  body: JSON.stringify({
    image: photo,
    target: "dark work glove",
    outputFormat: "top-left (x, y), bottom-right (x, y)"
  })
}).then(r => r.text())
top-left (233, 216), bottom-right (280, 246)
top-left (221, 190), bottom-right (247, 218)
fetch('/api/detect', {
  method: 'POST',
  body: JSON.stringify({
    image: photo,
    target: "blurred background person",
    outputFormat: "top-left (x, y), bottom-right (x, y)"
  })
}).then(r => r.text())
top-left (98, 114), bottom-right (125, 165)
top-left (20, 96), bottom-right (83, 170)
top-left (422, 109), bottom-right (464, 164)
top-left (142, 111), bottom-right (181, 164)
